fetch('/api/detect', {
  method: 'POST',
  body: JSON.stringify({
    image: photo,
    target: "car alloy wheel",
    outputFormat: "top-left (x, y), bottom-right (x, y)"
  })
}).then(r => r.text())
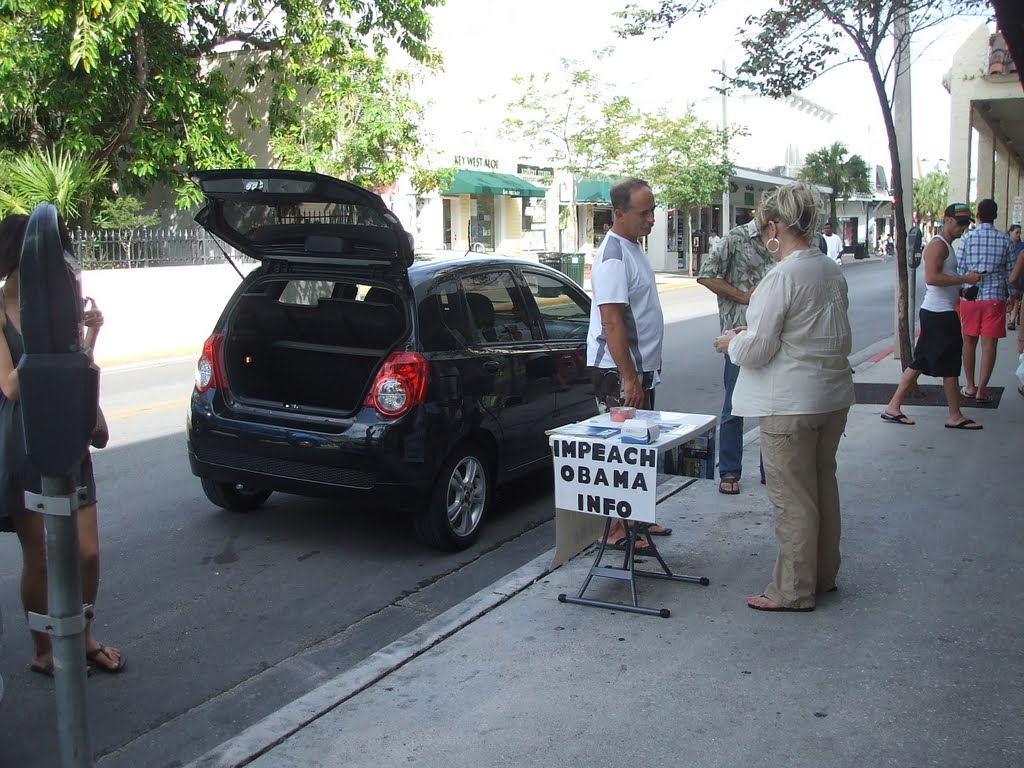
top-left (417, 442), bottom-right (491, 551)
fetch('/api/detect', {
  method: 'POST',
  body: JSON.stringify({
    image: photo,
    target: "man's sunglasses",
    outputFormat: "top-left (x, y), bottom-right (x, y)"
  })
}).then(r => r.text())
top-left (954, 217), bottom-right (972, 226)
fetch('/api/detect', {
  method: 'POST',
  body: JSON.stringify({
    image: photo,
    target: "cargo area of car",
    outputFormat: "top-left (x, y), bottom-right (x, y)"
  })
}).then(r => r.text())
top-left (222, 284), bottom-right (406, 413)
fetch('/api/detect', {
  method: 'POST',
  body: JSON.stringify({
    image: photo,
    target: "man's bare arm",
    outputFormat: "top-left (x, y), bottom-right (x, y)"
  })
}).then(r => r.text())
top-left (598, 303), bottom-right (644, 407)
top-left (696, 277), bottom-right (752, 305)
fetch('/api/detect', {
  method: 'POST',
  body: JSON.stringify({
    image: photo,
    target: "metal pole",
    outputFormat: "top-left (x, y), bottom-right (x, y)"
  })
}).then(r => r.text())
top-left (29, 475), bottom-right (94, 768)
top-left (894, 7), bottom-right (915, 347)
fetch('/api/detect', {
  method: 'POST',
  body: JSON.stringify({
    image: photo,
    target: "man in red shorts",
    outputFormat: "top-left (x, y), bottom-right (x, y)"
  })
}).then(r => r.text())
top-left (956, 198), bottom-right (1019, 403)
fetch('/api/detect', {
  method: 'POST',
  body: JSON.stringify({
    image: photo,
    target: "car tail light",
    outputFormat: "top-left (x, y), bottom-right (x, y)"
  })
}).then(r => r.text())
top-left (195, 333), bottom-right (226, 393)
top-left (365, 351), bottom-right (428, 418)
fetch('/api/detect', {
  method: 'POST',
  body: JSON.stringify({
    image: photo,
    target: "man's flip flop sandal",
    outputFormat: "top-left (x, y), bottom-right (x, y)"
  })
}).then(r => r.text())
top-left (880, 412), bottom-right (914, 425)
top-left (945, 418), bottom-right (983, 430)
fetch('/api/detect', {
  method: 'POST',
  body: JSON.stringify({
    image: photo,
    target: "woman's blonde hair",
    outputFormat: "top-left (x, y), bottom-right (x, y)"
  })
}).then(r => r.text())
top-left (754, 182), bottom-right (825, 247)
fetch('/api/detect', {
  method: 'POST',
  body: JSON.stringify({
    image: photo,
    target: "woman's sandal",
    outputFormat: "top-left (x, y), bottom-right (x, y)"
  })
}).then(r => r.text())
top-left (86, 645), bottom-right (126, 674)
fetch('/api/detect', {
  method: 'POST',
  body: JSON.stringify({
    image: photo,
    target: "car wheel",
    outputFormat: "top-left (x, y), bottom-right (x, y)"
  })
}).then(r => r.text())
top-left (200, 478), bottom-right (272, 512)
top-left (416, 443), bottom-right (491, 551)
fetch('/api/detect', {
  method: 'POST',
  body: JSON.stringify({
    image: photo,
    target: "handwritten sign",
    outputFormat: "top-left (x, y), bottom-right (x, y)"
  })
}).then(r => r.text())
top-left (550, 437), bottom-right (658, 523)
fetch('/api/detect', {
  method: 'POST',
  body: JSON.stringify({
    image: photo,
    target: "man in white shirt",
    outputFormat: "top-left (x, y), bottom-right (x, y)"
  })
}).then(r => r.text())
top-left (822, 222), bottom-right (844, 266)
top-left (587, 179), bottom-right (663, 410)
top-left (587, 178), bottom-right (666, 546)
top-left (707, 230), bottom-right (721, 251)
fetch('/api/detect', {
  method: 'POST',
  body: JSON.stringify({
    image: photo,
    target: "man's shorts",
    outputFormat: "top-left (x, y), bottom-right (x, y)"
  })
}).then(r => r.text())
top-left (911, 308), bottom-right (963, 378)
top-left (958, 298), bottom-right (1006, 339)
top-left (589, 368), bottom-right (656, 411)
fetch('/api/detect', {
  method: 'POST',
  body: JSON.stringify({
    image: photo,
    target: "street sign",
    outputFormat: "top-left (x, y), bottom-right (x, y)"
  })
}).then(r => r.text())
top-left (1012, 195), bottom-right (1022, 226)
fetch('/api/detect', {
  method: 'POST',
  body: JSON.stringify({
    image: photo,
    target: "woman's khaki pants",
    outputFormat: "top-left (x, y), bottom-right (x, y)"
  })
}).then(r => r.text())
top-left (758, 408), bottom-right (849, 609)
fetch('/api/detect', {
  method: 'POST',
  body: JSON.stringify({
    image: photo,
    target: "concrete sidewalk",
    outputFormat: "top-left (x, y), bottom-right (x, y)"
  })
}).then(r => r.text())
top-left (182, 335), bottom-right (1024, 768)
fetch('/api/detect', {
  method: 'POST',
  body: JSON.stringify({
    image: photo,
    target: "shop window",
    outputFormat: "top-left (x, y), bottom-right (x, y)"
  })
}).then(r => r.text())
top-left (593, 207), bottom-right (612, 248)
top-left (469, 195), bottom-right (495, 253)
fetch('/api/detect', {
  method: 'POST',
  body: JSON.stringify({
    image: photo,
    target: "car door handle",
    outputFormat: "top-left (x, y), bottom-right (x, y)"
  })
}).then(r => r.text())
top-left (483, 361), bottom-right (500, 373)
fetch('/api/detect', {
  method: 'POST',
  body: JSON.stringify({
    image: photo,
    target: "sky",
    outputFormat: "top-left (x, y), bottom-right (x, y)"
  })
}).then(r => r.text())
top-left (412, 0), bottom-right (990, 177)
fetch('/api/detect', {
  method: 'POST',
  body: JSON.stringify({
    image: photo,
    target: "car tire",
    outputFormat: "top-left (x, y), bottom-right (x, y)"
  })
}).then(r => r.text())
top-left (416, 442), bottom-right (491, 551)
top-left (201, 478), bottom-right (272, 512)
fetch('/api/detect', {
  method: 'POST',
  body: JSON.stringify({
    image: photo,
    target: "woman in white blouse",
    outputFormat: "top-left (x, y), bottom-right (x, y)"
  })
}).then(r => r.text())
top-left (713, 182), bottom-right (854, 612)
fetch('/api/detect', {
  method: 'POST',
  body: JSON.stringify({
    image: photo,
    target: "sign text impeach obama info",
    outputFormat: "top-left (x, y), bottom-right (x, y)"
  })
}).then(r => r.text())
top-left (551, 438), bottom-right (657, 523)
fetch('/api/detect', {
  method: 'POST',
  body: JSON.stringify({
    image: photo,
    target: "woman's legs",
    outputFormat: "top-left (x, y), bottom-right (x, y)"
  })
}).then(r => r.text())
top-left (12, 503), bottom-right (122, 671)
top-left (77, 503), bottom-right (123, 671)
top-left (814, 408), bottom-right (849, 593)
top-left (12, 510), bottom-right (51, 667)
top-left (759, 414), bottom-right (820, 609)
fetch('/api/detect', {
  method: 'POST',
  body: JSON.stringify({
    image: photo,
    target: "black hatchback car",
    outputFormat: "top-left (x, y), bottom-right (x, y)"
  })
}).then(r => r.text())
top-left (187, 169), bottom-right (597, 550)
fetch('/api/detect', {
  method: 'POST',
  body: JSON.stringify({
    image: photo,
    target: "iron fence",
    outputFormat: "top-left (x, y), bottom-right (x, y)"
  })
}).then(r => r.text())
top-left (71, 227), bottom-right (257, 269)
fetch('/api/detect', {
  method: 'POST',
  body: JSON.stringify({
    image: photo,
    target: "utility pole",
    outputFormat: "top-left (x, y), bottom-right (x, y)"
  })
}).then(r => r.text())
top-left (893, 6), bottom-right (916, 348)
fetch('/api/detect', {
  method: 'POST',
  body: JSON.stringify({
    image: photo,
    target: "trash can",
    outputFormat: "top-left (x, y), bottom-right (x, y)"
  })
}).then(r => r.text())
top-left (537, 252), bottom-right (585, 286)
top-left (561, 253), bottom-right (585, 286)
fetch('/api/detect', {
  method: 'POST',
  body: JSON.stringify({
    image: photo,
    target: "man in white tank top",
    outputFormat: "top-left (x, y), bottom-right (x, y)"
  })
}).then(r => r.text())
top-left (882, 203), bottom-right (984, 429)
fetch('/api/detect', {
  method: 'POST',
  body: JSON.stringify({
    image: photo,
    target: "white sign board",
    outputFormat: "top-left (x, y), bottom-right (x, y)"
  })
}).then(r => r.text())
top-left (550, 437), bottom-right (658, 523)
top-left (1013, 196), bottom-right (1022, 226)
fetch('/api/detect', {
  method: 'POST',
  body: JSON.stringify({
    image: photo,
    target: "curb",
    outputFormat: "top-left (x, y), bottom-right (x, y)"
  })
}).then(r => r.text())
top-left (184, 550), bottom-right (557, 768)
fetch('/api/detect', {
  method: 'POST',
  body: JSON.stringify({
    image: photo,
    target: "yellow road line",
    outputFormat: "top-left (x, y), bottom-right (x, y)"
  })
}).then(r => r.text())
top-left (104, 397), bottom-right (189, 421)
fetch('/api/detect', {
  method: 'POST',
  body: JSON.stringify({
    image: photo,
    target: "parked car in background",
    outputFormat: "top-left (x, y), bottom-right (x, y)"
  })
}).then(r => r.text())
top-left (186, 170), bottom-right (596, 550)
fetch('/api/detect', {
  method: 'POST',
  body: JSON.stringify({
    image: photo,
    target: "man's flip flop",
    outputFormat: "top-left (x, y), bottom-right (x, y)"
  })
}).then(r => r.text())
top-left (637, 522), bottom-right (672, 536)
top-left (746, 594), bottom-right (814, 612)
top-left (880, 412), bottom-right (914, 425)
top-left (959, 386), bottom-right (976, 399)
top-left (973, 395), bottom-right (993, 404)
top-left (596, 537), bottom-right (656, 554)
top-left (718, 477), bottom-right (740, 495)
top-left (945, 418), bottom-right (983, 430)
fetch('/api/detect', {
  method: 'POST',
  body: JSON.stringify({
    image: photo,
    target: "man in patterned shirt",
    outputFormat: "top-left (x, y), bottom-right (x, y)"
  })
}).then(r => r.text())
top-left (697, 216), bottom-right (775, 494)
top-left (956, 198), bottom-right (1019, 404)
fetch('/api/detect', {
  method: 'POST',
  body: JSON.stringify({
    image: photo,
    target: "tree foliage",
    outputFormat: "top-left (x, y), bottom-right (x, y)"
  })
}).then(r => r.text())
top-left (504, 53), bottom-right (734, 249)
top-left (912, 170), bottom-right (949, 229)
top-left (617, 0), bottom-right (988, 369)
top-left (799, 142), bottom-right (870, 228)
top-left (0, 0), bottom-right (442, 207)
top-left (504, 54), bottom-right (642, 250)
top-left (633, 109), bottom-right (734, 212)
top-left (0, 147), bottom-right (108, 222)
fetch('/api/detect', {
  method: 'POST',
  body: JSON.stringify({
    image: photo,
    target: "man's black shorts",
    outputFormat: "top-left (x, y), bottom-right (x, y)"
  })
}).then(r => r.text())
top-left (911, 308), bottom-right (962, 378)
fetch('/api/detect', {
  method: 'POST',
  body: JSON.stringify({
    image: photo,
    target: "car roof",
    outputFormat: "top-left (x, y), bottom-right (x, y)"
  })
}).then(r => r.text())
top-left (407, 254), bottom-right (568, 285)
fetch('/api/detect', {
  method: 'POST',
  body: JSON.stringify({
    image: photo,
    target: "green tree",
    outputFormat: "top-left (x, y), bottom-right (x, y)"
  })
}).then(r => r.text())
top-left (912, 170), bottom-right (949, 230)
top-left (93, 195), bottom-right (161, 266)
top-left (0, 147), bottom-right (108, 222)
top-left (799, 142), bottom-right (871, 229)
top-left (616, 0), bottom-right (988, 370)
top-left (634, 108), bottom-right (735, 212)
top-left (267, 50), bottom-right (441, 193)
top-left (0, 0), bottom-right (441, 206)
top-left (504, 53), bottom-right (641, 250)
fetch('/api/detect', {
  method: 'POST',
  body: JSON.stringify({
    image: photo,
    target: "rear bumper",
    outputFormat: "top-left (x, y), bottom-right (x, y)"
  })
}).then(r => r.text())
top-left (187, 393), bottom-right (440, 499)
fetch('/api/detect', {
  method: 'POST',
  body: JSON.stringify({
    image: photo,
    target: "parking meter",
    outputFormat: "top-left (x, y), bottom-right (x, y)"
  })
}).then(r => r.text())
top-left (18, 203), bottom-right (98, 475)
top-left (17, 202), bottom-right (96, 768)
top-left (907, 225), bottom-right (923, 270)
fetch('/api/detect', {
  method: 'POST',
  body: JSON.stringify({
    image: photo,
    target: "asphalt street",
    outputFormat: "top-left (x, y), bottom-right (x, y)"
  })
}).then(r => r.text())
top-left (0, 259), bottom-right (898, 768)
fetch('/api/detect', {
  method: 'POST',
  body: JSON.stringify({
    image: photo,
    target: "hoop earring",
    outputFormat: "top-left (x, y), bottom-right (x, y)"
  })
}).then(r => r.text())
top-left (766, 237), bottom-right (780, 254)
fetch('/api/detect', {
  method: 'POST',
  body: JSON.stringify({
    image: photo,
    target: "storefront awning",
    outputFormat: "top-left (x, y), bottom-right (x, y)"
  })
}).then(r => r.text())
top-left (576, 178), bottom-right (612, 204)
top-left (442, 170), bottom-right (547, 198)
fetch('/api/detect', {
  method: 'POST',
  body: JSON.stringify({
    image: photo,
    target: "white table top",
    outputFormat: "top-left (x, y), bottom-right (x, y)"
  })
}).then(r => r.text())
top-left (548, 410), bottom-right (718, 453)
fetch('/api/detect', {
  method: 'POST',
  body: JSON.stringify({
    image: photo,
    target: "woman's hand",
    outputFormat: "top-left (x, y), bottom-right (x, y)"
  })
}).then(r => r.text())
top-left (83, 297), bottom-right (104, 330)
top-left (713, 330), bottom-right (736, 354)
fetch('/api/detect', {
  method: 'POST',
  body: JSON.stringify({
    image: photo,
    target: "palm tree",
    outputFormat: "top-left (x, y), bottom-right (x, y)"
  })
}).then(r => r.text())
top-left (799, 142), bottom-right (871, 229)
top-left (0, 147), bottom-right (108, 224)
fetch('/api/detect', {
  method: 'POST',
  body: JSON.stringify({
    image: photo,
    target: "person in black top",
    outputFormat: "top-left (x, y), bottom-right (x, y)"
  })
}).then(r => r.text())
top-left (0, 213), bottom-right (125, 676)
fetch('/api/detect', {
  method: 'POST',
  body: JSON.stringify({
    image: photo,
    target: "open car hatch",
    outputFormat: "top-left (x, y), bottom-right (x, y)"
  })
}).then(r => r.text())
top-left (191, 169), bottom-right (414, 269)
